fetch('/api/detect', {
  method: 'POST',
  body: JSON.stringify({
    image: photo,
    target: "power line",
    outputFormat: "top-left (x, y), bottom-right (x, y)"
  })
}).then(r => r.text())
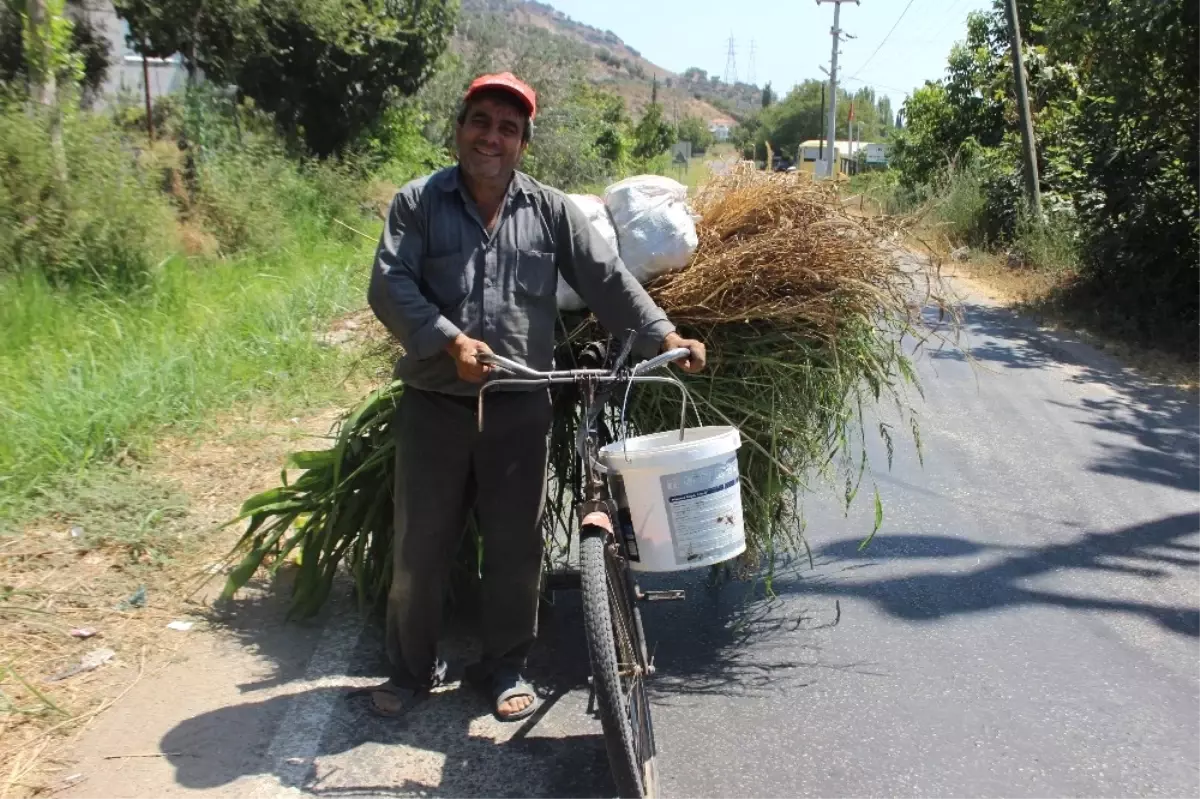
top-left (913, 0), bottom-right (971, 46)
top-left (842, 75), bottom-right (911, 96)
top-left (848, 0), bottom-right (917, 79)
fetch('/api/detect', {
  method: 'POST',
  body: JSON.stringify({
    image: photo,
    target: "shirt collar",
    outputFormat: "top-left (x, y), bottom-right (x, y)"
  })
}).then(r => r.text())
top-left (437, 165), bottom-right (530, 199)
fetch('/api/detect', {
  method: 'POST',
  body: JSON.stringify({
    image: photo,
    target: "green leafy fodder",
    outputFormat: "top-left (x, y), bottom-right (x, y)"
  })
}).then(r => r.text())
top-left (222, 382), bottom-right (403, 616)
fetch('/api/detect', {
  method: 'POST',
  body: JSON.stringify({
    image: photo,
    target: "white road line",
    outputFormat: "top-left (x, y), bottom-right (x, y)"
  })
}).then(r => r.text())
top-left (245, 597), bottom-right (373, 797)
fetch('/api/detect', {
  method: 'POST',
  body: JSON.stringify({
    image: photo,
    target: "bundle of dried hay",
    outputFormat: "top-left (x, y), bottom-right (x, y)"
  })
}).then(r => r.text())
top-left (652, 166), bottom-right (914, 329)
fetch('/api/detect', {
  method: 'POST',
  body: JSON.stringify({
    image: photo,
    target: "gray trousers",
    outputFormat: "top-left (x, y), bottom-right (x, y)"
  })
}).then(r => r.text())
top-left (386, 386), bottom-right (552, 689)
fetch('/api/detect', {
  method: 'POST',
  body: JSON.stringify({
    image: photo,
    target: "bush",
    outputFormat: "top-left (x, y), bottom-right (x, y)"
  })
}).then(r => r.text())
top-left (924, 152), bottom-right (1027, 249)
top-left (137, 87), bottom-right (378, 255)
top-left (1013, 208), bottom-right (1081, 273)
top-left (522, 83), bottom-right (633, 192)
top-left (0, 99), bottom-right (174, 288)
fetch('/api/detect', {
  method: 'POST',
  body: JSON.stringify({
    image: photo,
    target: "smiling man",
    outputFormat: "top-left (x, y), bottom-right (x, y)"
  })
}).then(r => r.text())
top-left (366, 73), bottom-right (705, 722)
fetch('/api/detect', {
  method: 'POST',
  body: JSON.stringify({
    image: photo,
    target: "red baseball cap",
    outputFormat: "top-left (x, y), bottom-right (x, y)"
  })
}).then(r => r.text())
top-left (464, 72), bottom-right (537, 121)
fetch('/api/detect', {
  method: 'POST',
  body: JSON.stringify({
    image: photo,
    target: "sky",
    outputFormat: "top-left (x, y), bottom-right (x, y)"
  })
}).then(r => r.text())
top-left (537, 0), bottom-right (995, 113)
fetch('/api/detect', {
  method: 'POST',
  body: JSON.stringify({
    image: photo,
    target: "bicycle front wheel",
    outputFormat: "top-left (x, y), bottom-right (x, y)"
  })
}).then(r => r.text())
top-left (580, 525), bottom-right (658, 798)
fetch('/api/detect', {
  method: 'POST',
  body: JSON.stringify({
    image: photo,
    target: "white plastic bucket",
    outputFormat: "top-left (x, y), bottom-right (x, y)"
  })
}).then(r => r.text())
top-left (600, 426), bottom-right (746, 573)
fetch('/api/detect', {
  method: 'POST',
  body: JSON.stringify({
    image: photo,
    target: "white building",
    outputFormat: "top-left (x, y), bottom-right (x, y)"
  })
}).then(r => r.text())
top-left (796, 139), bottom-right (889, 173)
top-left (708, 117), bottom-right (734, 142)
top-left (862, 141), bottom-right (888, 165)
top-left (75, 0), bottom-right (190, 107)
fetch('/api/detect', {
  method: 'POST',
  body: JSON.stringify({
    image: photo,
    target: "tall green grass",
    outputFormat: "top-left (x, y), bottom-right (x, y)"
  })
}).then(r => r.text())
top-left (0, 231), bottom-right (376, 529)
top-left (0, 100), bottom-right (176, 288)
top-left (0, 85), bottom-right (433, 531)
top-left (916, 161), bottom-right (1082, 273)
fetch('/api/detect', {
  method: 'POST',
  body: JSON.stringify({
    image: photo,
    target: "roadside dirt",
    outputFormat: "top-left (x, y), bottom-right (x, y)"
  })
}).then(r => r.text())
top-left (942, 256), bottom-right (1198, 393)
top-left (1, 406), bottom-right (346, 798)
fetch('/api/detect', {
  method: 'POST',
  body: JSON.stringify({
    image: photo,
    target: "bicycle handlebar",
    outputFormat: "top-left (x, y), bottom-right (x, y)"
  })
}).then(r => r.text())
top-left (475, 347), bottom-right (696, 443)
top-left (478, 347), bottom-right (691, 381)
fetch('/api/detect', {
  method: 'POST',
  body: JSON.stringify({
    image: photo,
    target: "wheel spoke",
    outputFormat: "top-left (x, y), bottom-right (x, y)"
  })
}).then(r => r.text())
top-left (602, 543), bottom-right (657, 796)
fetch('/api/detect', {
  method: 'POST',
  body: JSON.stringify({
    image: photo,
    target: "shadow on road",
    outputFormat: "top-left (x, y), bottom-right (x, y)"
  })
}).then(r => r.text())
top-left (164, 569), bottom-right (840, 795)
top-left (159, 689), bottom-right (611, 798)
top-left (800, 513), bottom-right (1200, 637)
top-left (163, 592), bottom-right (615, 797)
top-left (938, 302), bottom-right (1199, 493)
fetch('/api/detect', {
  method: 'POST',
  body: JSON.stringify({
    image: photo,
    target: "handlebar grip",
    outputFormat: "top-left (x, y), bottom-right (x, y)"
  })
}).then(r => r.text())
top-left (633, 347), bottom-right (692, 375)
top-left (477, 352), bottom-right (524, 374)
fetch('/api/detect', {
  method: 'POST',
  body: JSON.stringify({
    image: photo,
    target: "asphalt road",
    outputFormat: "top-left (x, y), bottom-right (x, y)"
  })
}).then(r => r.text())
top-left (68, 284), bottom-right (1199, 798)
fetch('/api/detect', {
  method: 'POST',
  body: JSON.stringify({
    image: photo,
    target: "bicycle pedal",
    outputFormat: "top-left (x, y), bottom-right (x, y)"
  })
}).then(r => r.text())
top-left (640, 589), bottom-right (686, 602)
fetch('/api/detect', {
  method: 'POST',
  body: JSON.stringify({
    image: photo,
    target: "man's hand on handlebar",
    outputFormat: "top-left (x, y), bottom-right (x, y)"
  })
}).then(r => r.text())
top-left (662, 331), bottom-right (706, 374)
top-left (445, 334), bottom-right (493, 383)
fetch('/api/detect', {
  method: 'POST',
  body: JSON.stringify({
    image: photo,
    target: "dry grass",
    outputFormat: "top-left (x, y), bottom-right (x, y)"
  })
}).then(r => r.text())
top-left (939, 249), bottom-right (1198, 393)
top-left (651, 166), bottom-right (936, 329)
top-left (0, 406), bottom-right (346, 797)
top-left (567, 167), bottom-right (954, 566)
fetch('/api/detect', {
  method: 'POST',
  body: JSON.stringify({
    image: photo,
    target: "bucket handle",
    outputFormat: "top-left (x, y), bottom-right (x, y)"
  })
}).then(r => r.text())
top-left (617, 375), bottom-right (697, 463)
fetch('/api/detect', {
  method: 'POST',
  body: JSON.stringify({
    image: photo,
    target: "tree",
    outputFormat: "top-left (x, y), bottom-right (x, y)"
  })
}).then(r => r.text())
top-left (116, 0), bottom-right (457, 155)
top-left (888, 83), bottom-right (962, 188)
top-left (525, 80), bottom-right (634, 189)
top-left (675, 115), bottom-right (713, 153)
top-left (651, 73), bottom-right (657, 104)
top-left (632, 102), bottom-right (673, 160)
top-left (113, 0), bottom-right (262, 80)
top-left (9, 0), bottom-right (82, 181)
top-left (682, 66), bottom-right (706, 82)
top-left (876, 95), bottom-right (893, 136)
top-left (753, 80), bottom-right (824, 159)
top-left (889, 0), bottom-right (1198, 354)
top-left (1040, 0), bottom-right (1198, 351)
top-left (761, 81), bottom-right (773, 108)
top-left (0, 1), bottom-right (107, 97)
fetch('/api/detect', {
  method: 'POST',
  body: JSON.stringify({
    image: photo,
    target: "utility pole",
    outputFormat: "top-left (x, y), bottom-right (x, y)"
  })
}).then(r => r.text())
top-left (1004, 0), bottom-right (1042, 221)
top-left (819, 83), bottom-right (826, 161)
top-left (817, 0), bottom-right (859, 178)
top-left (723, 35), bottom-right (738, 85)
top-left (142, 51), bottom-right (155, 141)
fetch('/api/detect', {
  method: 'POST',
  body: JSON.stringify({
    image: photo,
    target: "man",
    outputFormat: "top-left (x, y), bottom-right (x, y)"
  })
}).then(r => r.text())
top-left (366, 72), bottom-right (705, 721)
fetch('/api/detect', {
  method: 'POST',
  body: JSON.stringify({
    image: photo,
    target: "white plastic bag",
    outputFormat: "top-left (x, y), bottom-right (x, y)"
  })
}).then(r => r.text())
top-left (603, 175), bottom-right (698, 285)
top-left (556, 194), bottom-right (620, 311)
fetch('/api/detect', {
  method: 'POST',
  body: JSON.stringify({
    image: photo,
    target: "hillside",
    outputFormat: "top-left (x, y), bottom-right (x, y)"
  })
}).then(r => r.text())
top-left (457, 0), bottom-right (745, 124)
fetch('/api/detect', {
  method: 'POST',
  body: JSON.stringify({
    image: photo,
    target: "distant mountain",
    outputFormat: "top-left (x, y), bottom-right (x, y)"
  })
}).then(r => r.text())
top-left (457, 0), bottom-right (756, 124)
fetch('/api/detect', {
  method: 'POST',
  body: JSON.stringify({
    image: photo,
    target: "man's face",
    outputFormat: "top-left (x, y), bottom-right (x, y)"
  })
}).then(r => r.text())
top-left (455, 95), bottom-right (528, 183)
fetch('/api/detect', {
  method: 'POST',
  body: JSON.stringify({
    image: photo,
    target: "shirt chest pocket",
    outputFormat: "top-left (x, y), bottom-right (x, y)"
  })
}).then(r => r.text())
top-left (422, 252), bottom-right (471, 312)
top-left (514, 250), bottom-right (557, 299)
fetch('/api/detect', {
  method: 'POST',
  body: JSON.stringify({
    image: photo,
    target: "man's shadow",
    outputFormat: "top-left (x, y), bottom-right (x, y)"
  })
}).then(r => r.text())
top-left (163, 583), bottom-right (616, 797)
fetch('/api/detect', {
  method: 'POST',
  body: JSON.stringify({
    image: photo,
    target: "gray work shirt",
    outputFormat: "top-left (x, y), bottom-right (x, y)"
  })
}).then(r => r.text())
top-left (368, 166), bottom-right (676, 396)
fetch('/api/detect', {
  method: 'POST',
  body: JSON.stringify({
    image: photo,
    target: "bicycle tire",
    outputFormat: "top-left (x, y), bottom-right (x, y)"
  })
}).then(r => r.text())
top-left (580, 525), bottom-right (658, 798)
top-left (608, 541), bottom-right (659, 797)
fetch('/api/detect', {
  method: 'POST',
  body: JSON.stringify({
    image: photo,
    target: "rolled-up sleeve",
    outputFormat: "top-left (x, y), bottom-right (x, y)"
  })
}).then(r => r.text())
top-left (555, 197), bottom-right (675, 356)
top-left (368, 191), bottom-right (462, 359)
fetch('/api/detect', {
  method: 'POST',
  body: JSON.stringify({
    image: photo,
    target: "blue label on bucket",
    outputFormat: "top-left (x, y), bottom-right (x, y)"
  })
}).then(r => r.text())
top-left (660, 455), bottom-right (743, 566)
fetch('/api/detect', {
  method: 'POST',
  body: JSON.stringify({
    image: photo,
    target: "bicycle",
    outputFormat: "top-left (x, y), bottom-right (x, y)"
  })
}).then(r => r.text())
top-left (478, 342), bottom-right (695, 799)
